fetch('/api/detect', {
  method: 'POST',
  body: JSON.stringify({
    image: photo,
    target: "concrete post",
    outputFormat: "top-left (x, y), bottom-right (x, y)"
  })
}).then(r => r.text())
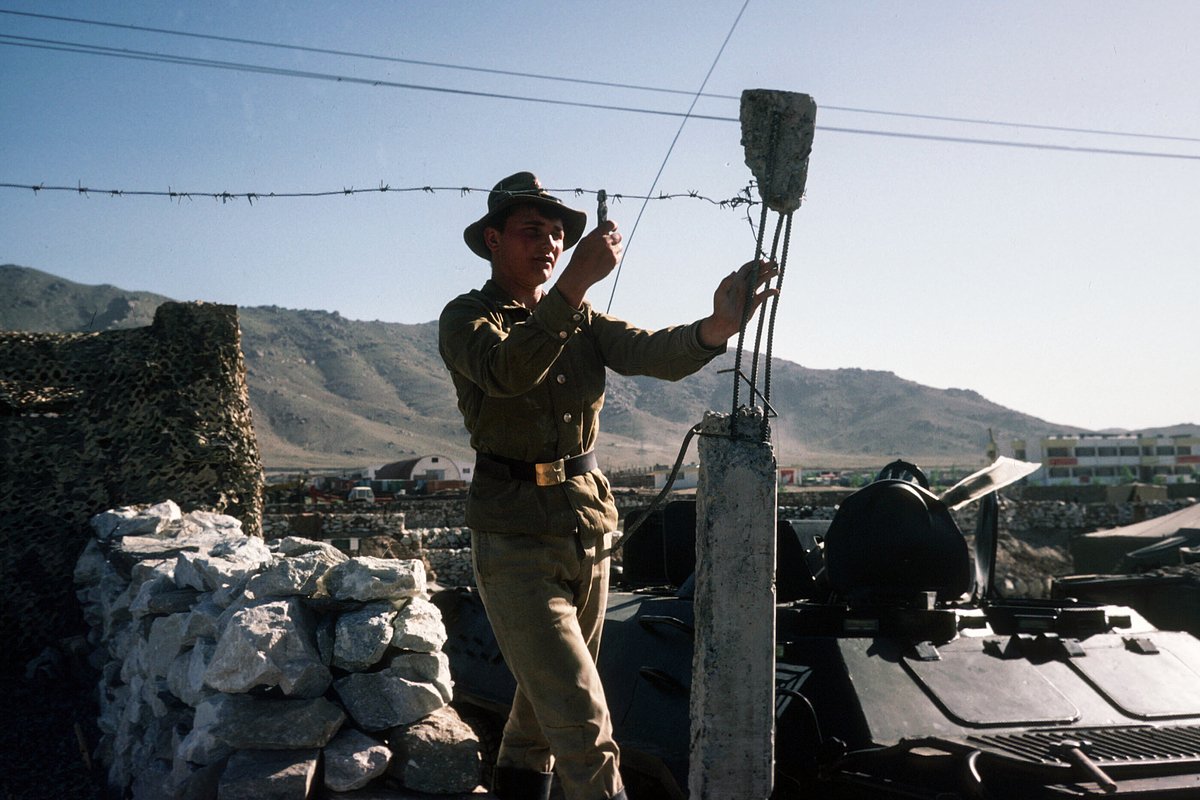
top-left (690, 407), bottom-right (778, 799)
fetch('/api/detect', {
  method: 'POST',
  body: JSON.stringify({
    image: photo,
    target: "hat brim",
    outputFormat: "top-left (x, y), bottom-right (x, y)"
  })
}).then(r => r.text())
top-left (463, 195), bottom-right (588, 260)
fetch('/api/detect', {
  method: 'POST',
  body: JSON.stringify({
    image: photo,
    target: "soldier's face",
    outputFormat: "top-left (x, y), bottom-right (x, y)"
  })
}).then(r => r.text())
top-left (487, 206), bottom-right (565, 291)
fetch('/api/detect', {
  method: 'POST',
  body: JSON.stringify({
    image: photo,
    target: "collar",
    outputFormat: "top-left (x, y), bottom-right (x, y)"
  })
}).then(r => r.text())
top-left (481, 278), bottom-right (535, 314)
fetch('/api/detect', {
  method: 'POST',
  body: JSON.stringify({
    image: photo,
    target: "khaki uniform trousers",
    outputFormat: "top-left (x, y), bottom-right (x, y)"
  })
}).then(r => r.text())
top-left (471, 529), bottom-right (623, 800)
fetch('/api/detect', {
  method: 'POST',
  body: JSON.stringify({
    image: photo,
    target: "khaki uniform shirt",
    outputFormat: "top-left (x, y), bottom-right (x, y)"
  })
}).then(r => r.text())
top-left (439, 278), bottom-right (724, 536)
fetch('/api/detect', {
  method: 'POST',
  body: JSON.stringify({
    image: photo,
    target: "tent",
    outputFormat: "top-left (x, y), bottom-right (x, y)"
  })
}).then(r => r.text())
top-left (1071, 503), bottom-right (1200, 574)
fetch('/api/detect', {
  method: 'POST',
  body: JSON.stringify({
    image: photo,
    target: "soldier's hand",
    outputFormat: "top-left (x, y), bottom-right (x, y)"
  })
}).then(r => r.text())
top-left (698, 259), bottom-right (778, 348)
top-left (555, 222), bottom-right (622, 307)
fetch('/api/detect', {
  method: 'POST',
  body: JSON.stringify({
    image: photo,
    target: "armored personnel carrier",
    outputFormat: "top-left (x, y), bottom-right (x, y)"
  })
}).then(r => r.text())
top-left (434, 460), bottom-right (1200, 798)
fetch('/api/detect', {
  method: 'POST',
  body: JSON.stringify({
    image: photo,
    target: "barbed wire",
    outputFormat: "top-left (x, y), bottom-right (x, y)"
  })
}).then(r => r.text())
top-left (0, 180), bottom-right (761, 209)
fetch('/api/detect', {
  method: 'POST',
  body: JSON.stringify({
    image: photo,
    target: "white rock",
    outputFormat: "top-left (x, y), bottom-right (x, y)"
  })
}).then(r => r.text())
top-left (324, 556), bottom-right (426, 602)
top-left (333, 602), bottom-right (398, 671)
top-left (91, 501), bottom-right (181, 540)
top-left (392, 597), bottom-right (448, 653)
top-left (203, 598), bottom-right (330, 698)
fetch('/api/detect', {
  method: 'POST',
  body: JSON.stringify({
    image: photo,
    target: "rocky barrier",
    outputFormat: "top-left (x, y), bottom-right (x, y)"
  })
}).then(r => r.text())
top-left (262, 497), bottom-right (1196, 604)
top-left (75, 501), bottom-right (483, 799)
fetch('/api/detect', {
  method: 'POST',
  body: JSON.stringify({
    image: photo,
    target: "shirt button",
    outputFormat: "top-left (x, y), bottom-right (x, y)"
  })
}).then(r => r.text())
top-left (572, 312), bottom-right (582, 321)
top-left (556, 374), bottom-right (567, 384)
top-left (558, 331), bottom-right (568, 340)
top-left (562, 412), bottom-right (573, 423)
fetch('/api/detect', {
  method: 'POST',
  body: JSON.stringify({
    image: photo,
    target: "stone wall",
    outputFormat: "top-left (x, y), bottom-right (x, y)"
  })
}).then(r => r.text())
top-left (75, 501), bottom-right (482, 798)
top-left (1, 302), bottom-right (264, 671)
top-left (261, 495), bottom-right (1195, 602)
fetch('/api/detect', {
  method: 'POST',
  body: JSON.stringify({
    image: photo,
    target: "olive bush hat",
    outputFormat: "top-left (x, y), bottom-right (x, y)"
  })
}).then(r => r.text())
top-left (463, 172), bottom-right (588, 260)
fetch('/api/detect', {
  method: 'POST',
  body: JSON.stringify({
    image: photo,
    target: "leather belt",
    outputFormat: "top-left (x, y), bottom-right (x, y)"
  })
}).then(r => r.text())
top-left (476, 450), bottom-right (598, 487)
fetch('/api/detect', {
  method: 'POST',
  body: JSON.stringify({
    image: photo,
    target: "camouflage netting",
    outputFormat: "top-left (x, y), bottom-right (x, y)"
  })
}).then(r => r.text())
top-left (0, 301), bottom-right (264, 671)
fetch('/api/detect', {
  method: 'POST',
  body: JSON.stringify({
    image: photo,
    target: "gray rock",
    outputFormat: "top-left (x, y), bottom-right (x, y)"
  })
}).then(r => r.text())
top-left (167, 638), bottom-right (215, 707)
top-left (169, 757), bottom-right (224, 800)
top-left (324, 556), bottom-right (426, 602)
top-left (391, 597), bottom-right (447, 653)
top-left (216, 748), bottom-right (320, 800)
top-left (146, 588), bottom-right (203, 617)
top-left (315, 614), bottom-right (335, 667)
top-left (323, 728), bottom-right (391, 792)
top-left (185, 596), bottom-right (224, 642)
top-left (176, 697), bottom-right (234, 766)
top-left (91, 500), bottom-right (181, 541)
top-left (98, 682), bottom-right (129, 736)
top-left (175, 535), bottom-right (272, 594)
top-left (145, 612), bottom-right (190, 681)
top-left (99, 571), bottom-right (133, 641)
top-left (333, 655), bottom-right (448, 731)
top-left (183, 694), bottom-right (345, 756)
top-left (181, 509), bottom-right (244, 535)
top-left (211, 571), bottom-right (255, 608)
top-left (130, 757), bottom-right (172, 800)
top-left (387, 705), bottom-right (482, 795)
top-left (90, 506), bottom-right (143, 541)
top-left (278, 536), bottom-right (349, 562)
top-left (246, 548), bottom-right (343, 599)
top-left (120, 634), bottom-right (147, 684)
top-left (74, 538), bottom-right (108, 588)
top-left (116, 534), bottom-right (213, 565)
top-left (333, 602), bottom-right (397, 671)
top-left (204, 598), bottom-right (331, 697)
top-left (138, 672), bottom-right (174, 721)
top-left (391, 651), bottom-right (454, 704)
top-left (142, 706), bottom-right (192, 762)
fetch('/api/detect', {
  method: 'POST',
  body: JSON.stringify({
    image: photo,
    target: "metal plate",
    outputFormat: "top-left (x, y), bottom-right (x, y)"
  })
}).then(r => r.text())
top-left (1066, 636), bottom-right (1200, 719)
top-left (903, 645), bottom-right (1080, 726)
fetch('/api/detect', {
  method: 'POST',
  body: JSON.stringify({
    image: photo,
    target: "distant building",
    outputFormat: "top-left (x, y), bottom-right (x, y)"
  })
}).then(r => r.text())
top-left (1010, 433), bottom-right (1199, 486)
top-left (369, 454), bottom-right (473, 494)
top-left (778, 466), bottom-right (801, 487)
top-left (650, 464), bottom-right (804, 490)
top-left (652, 464), bottom-right (700, 490)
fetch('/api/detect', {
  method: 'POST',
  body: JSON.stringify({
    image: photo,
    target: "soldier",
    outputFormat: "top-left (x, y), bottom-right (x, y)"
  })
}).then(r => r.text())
top-left (439, 172), bottom-right (775, 800)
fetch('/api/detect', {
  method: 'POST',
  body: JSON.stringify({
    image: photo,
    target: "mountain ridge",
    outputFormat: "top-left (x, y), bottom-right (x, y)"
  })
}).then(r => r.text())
top-left (6, 264), bottom-right (1191, 472)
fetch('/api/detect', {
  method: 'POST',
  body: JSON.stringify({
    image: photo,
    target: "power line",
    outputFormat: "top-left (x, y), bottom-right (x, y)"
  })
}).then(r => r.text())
top-left (2, 35), bottom-right (1200, 162)
top-left (606, 0), bottom-right (750, 313)
top-left (3, 7), bottom-right (1198, 145)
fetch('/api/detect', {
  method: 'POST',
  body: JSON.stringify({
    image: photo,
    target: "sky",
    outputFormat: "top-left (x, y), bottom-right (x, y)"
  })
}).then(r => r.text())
top-left (2, 1), bottom-right (1197, 435)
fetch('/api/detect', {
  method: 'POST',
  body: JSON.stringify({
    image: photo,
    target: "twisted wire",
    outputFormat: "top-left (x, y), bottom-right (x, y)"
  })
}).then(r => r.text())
top-left (730, 115), bottom-right (781, 437)
top-left (749, 213), bottom-right (785, 395)
top-left (761, 211), bottom-right (794, 440)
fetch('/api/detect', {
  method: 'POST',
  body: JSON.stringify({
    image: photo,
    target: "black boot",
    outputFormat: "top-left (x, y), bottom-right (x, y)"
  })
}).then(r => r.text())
top-left (492, 765), bottom-right (553, 800)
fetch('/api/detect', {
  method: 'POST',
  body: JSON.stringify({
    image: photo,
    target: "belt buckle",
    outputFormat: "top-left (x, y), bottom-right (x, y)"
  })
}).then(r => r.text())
top-left (534, 458), bottom-right (567, 486)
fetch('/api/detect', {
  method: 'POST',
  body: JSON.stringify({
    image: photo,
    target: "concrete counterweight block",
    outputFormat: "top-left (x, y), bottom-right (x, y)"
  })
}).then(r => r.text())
top-left (740, 89), bottom-right (817, 213)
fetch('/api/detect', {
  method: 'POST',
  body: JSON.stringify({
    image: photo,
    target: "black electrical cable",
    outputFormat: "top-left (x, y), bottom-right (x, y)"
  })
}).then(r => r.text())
top-left (612, 423), bottom-right (703, 552)
top-left (4, 35), bottom-right (1200, 160)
